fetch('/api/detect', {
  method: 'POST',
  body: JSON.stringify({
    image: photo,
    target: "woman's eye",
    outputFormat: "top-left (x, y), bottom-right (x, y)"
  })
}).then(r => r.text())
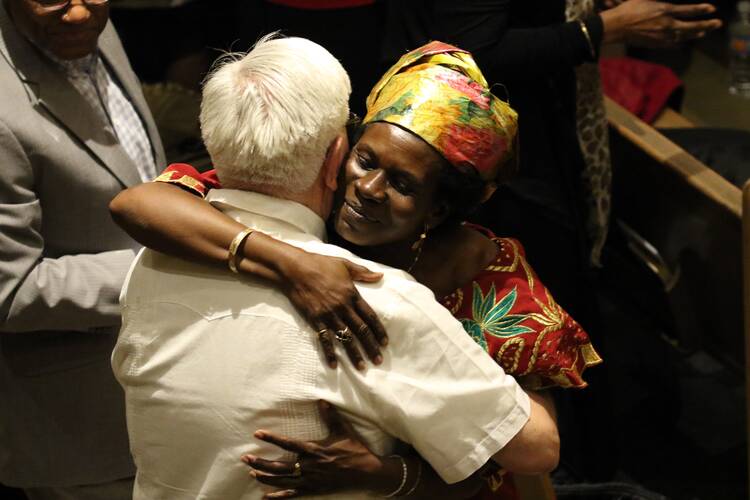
top-left (391, 177), bottom-right (412, 195)
top-left (355, 154), bottom-right (374, 171)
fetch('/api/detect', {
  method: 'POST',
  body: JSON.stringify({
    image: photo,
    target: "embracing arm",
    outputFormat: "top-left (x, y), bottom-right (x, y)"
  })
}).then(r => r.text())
top-left (110, 180), bottom-right (388, 366)
top-left (245, 394), bottom-right (556, 498)
top-left (491, 391), bottom-right (559, 474)
top-left (245, 401), bottom-right (486, 499)
top-left (110, 181), bottom-right (295, 282)
top-left (403, 390), bottom-right (559, 495)
top-left (0, 121), bottom-right (134, 333)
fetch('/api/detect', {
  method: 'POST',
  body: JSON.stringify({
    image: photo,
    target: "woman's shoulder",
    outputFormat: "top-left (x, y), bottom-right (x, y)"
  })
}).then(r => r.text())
top-left (447, 224), bottom-right (500, 275)
top-left (459, 223), bottom-right (526, 271)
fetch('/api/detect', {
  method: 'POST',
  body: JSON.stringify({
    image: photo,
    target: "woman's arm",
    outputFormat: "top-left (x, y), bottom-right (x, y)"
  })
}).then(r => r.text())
top-left (111, 181), bottom-right (288, 280)
top-left (109, 181), bottom-right (388, 368)
top-left (243, 401), bottom-right (486, 499)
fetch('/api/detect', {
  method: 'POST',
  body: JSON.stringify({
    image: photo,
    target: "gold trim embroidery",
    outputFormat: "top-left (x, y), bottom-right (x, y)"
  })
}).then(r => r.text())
top-left (485, 238), bottom-right (520, 273)
top-left (152, 171), bottom-right (177, 183)
top-left (445, 289), bottom-right (463, 315)
top-left (496, 337), bottom-right (525, 373)
top-left (581, 342), bottom-right (603, 366)
top-left (153, 172), bottom-right (207, 197)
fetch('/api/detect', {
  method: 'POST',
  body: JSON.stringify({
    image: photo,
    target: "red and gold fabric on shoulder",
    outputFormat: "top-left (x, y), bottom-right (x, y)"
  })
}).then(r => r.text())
top-left (153, 163), bottom-right (220, 198)
top-left (440, 225), bottom-right (601, 390)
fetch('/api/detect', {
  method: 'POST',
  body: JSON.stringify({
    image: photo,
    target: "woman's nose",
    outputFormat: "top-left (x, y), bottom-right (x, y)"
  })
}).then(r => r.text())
top-left (355, 171), bottom-right (387, 203)
top-left (62, 1), bottom-right (92, 24)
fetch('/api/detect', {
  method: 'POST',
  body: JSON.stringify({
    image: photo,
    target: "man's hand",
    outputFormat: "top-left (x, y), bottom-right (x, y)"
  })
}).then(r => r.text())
top-left (602, 0), bottom-right (722, 47)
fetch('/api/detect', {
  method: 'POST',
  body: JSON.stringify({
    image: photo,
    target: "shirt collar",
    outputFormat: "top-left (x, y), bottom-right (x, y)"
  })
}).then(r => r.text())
top-left (206, 189), bottom-right (328, 242)
top-left (43, 50), bottom-right (99, 77)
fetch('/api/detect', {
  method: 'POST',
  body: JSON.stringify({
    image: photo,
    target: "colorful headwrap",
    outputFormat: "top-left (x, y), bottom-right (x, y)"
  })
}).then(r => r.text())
top-left (364, 41), bottom-right (518, 182)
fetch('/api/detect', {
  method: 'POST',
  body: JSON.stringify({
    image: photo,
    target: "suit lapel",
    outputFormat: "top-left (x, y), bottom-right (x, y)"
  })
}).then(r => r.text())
top-left (0, 11), bottom-right (144, 187)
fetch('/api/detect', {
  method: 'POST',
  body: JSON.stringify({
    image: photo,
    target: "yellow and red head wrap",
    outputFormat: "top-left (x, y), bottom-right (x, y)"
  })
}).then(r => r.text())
top-left (364, 41), bottom-right (518, 182)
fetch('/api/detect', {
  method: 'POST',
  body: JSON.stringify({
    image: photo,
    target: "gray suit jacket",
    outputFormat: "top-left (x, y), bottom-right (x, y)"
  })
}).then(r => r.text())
top-left (0, 5), bottom-right (165, 487)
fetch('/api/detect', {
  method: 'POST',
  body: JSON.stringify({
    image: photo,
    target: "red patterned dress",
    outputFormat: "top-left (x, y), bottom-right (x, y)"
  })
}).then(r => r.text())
top-left (438, 225), bottom-right (601, 499)
top-left (155, 164), bottom-right (602, 498)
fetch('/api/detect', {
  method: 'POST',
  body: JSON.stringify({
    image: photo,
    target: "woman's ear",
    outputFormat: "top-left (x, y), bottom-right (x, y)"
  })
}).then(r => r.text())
top-left (480, 182), bottom-right (498, 204)
top-left (424, 201), bottom-right (451, 230)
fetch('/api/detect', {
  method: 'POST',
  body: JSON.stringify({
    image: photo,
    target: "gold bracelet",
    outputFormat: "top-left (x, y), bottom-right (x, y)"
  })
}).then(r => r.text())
top-left (228, 227), bottom-right (254, 274)
top-left (577, 19), bottom-right (597, 60)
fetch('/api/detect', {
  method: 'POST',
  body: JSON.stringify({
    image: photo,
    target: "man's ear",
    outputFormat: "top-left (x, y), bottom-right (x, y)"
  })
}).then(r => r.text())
top-left (323, 131), bottom-right (349, 192)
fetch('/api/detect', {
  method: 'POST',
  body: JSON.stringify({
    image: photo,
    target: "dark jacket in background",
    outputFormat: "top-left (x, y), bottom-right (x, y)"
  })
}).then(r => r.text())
top-left (380, 1), bottom-right (617, 482)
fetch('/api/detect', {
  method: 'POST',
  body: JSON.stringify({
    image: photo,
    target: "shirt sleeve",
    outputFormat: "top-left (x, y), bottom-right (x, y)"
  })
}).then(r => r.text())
top-left (432, 0), bottom-right (601, 80)
top-left (355, 278), bottom-right (531, 484)
top-left (153, 163), bottom-right (221, 198)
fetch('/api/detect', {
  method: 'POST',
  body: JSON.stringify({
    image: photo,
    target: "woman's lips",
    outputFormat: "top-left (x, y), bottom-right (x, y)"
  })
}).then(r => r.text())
top-left (342, 201), bottom-right (379, 225)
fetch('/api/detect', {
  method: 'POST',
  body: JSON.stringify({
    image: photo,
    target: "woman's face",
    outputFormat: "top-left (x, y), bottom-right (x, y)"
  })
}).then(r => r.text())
top-left (334, 123), bottom-right (447, 247)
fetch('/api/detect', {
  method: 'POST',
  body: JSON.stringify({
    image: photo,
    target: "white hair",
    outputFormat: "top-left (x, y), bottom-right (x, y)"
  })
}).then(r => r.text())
top-left (200, 34), bottom-right (351, 192)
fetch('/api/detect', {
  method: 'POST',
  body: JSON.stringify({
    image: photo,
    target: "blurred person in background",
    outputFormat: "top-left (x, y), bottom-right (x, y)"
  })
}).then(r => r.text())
top-left (0, 0), bottom-right (164, 498)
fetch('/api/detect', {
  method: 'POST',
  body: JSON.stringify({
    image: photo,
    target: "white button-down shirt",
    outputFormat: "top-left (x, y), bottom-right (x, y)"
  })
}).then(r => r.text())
top-left (113, 189), bottom-right (530, 500)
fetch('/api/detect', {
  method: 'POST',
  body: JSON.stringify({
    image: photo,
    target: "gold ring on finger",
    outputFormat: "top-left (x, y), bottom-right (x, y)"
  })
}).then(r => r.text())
top-left (335, 327), bottom-right (353, 343)
top-left (317, 328), bottom-right (329, 340)
top-left (292, 461), bottom-right (302, 477)
top-left (357, 324), bottom-right (369, 335)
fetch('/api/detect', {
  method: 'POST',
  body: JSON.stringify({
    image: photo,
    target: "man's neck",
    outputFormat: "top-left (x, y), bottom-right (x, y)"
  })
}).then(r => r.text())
top-left (228, 182), bottom-right (329, 222)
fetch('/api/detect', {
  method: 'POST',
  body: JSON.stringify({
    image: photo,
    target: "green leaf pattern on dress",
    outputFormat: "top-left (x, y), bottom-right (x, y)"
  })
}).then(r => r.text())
top-left (461, 282), bottom-right (535, 351)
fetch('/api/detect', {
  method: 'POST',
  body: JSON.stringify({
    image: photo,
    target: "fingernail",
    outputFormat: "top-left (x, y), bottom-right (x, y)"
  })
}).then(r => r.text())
top-left (329, 360), bottom-right (338, 369)
top-left (319, 400), bottom-right (330, 409)
top-left (357, 361), bottom-right (366, 371)
top-left (243, 454), bottom-right (256, 463)
top-left (248, 469), bottom-right (257, 478)
top-left (254, 430), bottom-right (266, 438)
top-left (374, 355), bottom-right (383, 365)
top-left (380, 338), bottom-right (388, 346)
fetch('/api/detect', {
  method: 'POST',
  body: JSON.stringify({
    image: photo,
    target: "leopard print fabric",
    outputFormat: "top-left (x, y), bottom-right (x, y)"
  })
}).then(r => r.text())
top-left (566, 0), bottom-right (612, 267)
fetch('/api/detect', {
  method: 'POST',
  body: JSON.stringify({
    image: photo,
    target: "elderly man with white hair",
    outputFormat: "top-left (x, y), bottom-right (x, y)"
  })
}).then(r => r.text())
top-left (112, 35), bottom-right (558, 500)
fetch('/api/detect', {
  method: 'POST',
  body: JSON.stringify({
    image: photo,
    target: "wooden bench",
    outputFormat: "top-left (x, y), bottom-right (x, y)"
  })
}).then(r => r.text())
top-left (606, 96), bottom-right (745, 493)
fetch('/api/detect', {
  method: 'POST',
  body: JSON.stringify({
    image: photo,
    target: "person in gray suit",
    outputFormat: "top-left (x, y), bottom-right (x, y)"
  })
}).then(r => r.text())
top-left (0, 1), bottom-right (165, 498)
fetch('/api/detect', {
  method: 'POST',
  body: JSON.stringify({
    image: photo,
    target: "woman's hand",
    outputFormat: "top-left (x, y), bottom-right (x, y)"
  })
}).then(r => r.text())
top-left (601, 0), bottom-right (722, 47)
top-left (241, 401), bottom-right (400, 499)
top-left (279, 251), bottom-right (388, 370)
